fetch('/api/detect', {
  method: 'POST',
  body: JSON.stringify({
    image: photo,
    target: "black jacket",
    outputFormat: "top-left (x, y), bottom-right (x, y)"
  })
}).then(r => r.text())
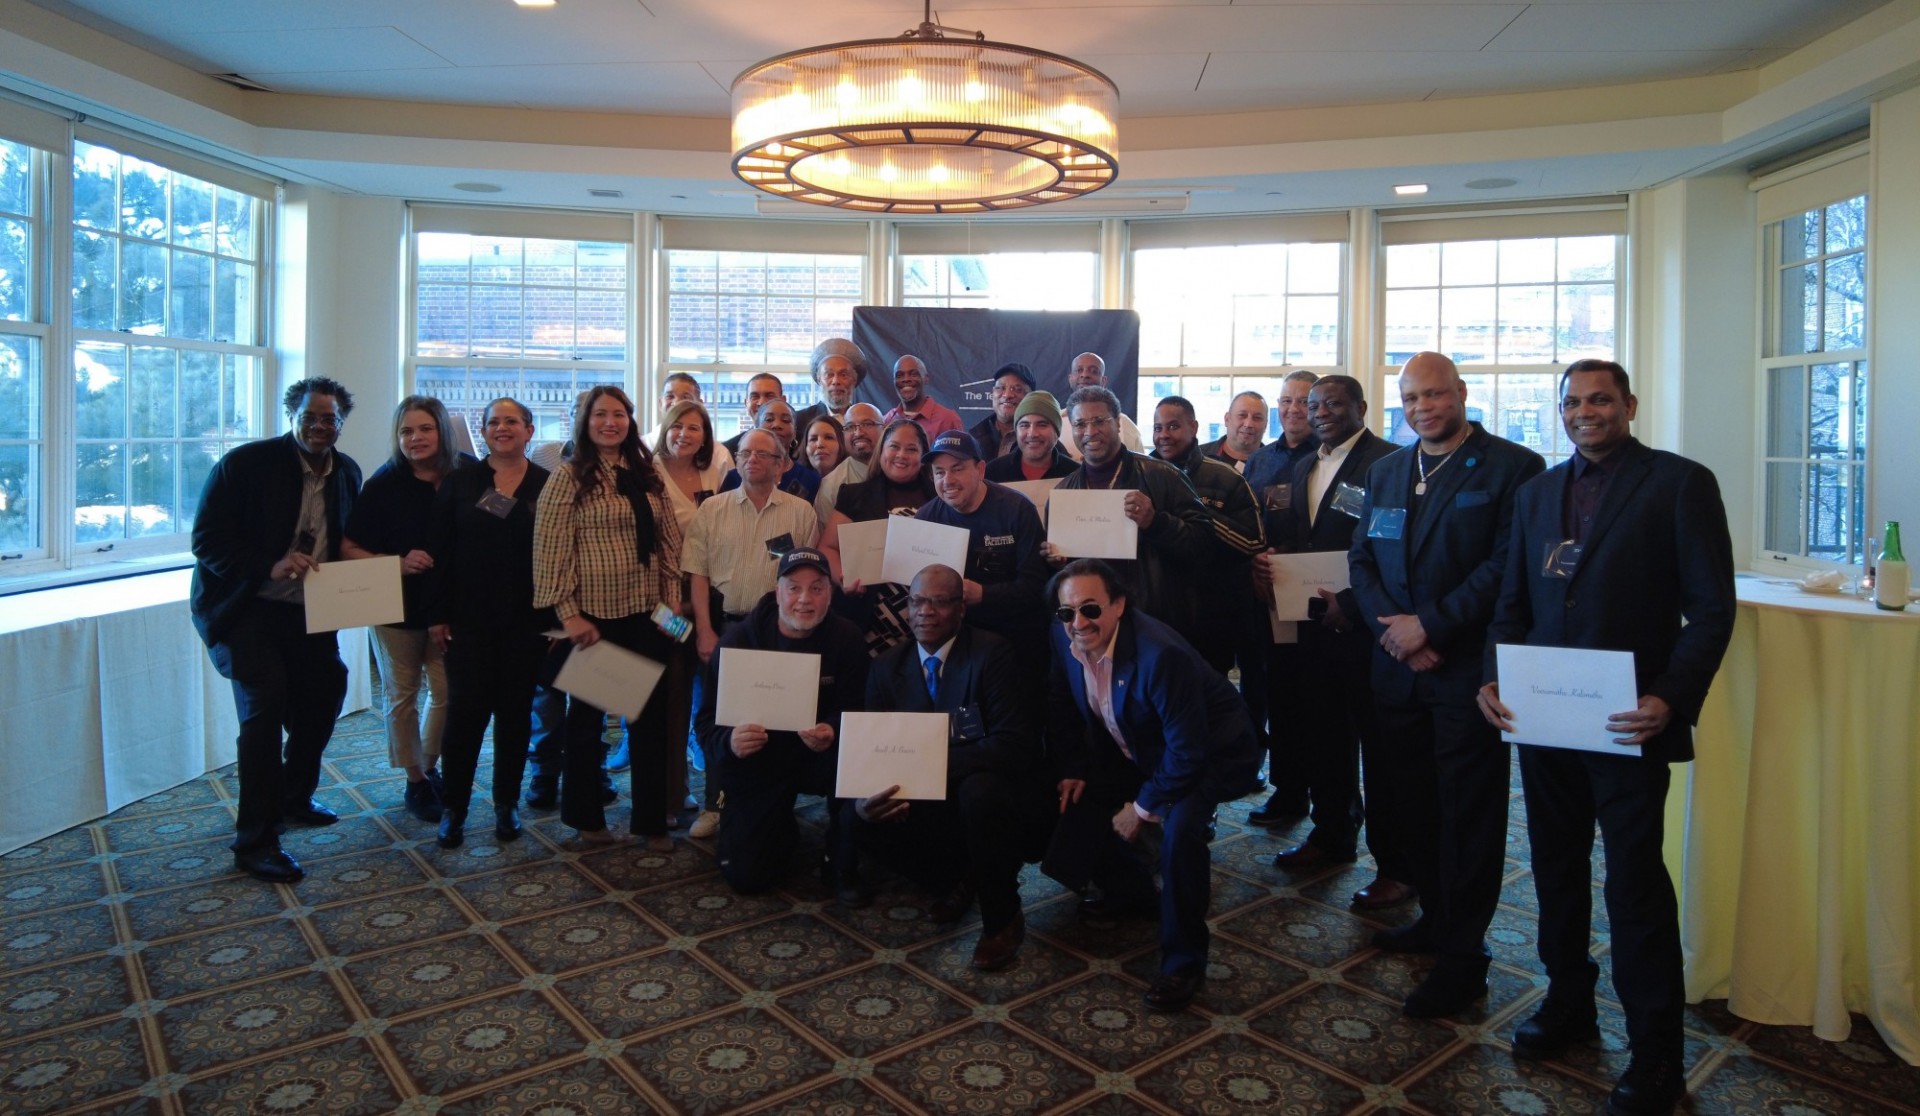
top-left (189, 433), bottom-right (362, 646)
top-left (866, 626), bottom-right (1038, 786)
top-left (1053, 450), bottom-right (1215, 639)
top-left (984, 446), bottom-right (1077, 483)
top-left (427, 456), bottom-right (553, 633)
top-left (695, 592), bottom-right (871, 783)
top-left (1264, 429), bottom-right (1396, 620)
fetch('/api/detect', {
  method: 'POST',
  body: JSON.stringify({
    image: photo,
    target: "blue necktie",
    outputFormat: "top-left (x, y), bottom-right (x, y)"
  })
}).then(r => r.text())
top-left (924, 654), bottom-right (941, 703)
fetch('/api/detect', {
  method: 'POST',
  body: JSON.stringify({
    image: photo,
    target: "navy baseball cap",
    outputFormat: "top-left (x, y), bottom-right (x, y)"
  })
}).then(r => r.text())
top-left (925, 429), bottom-right (980, 463)
top-left (778, 547), bottom-right (832, 579)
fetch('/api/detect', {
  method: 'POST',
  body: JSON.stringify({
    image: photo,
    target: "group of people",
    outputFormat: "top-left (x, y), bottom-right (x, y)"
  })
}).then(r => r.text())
top-left (190, 338), bottom-right (1734, 1116)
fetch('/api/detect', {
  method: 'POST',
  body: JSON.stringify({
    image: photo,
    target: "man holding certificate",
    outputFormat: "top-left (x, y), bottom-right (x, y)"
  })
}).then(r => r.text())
top-left (190, 377), bottom-right (362, 884)
top-left (696, 547), bottom-right (870, 895)
top-left (1347, 352), bottom-right (1543, 1020)
top-left (916, 431), bottom-right (1051, 680)
top-left (1477, 360), bottom-right (1735, 1116)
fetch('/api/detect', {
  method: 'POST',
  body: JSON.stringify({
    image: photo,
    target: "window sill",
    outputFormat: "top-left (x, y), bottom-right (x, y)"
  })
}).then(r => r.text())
top-left (0, 552), bottom-right (196, 599)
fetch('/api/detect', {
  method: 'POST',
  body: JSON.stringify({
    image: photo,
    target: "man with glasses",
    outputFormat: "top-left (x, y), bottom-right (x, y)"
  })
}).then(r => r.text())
top-left (815, 403), bottom-right (884, 525)
top-left (794, 338), bottom-right (870, 431)
top-left (968, 362), bottom-right (1035, 461)
top-left (840, 565), bottom-right (1050, 970)
top-left (1041, 559), bottom-right (1262, 1011)
top-left (191, 377), bottom-right (363, 884)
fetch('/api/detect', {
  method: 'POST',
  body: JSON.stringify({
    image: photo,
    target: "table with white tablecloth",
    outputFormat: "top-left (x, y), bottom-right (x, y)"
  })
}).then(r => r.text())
top-left (0, 570), bottom-right (371, 854)
top-left (1672, 575), bottom-right (1920, 1064)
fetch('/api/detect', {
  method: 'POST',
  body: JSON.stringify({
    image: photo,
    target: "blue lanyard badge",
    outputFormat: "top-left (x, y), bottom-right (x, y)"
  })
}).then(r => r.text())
top-left (1367, 506), bottom-right (1407, 540)
top-left (1331, 482), bottom-right (1366, 519)
top-left (1542, 539), bottom-right (1582, 578)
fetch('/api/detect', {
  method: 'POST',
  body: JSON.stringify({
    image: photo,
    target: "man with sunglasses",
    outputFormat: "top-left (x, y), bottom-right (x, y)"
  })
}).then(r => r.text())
top-left (1042, 559), bottom-right (1262, 1012)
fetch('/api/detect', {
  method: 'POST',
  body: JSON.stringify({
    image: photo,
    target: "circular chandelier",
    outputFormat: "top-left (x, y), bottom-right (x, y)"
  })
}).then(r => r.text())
top-left (730, 4), bottom-right (1119, 214)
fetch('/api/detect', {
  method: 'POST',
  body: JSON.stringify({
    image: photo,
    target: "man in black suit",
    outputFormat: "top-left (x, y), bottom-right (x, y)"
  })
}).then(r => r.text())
top-left (190, 377), bottom-right (363, 883)
top-left (1260, 376), bottom-right (1411, 910)
top-left (1043, 559), bottom-right (1263, 1012)
top-left (1478, 360), bottom-right (1735, 1116)
top-left (843, 565), bottom-right (1051, 970)
top-left (1348, 351), bottom-right (1544, 1018)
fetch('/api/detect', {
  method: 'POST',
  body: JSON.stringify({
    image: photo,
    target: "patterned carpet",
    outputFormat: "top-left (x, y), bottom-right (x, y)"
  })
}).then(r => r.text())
top-left (4, 708), bottom-right (1918, 1116)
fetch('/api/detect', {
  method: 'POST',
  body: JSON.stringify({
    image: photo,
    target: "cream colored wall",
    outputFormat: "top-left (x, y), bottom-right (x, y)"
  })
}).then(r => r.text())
top-left (1867, 88), bottom-right (1920, 551)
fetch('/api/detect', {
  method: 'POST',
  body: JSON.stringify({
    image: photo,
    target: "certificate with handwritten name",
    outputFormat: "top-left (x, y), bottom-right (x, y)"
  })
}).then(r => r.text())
top-left (1267, 551), bottom-right (1351, 621)
top-left (837, 519), bottom-right (887, 587)
top-left (835, 712), bottom-right (949, 800)
top-left (1047, 489), bottom-right (1137, 559)
top-left (881, 517), bottom-right (969, 586)
top-left (553, 640), bottom-right (666, 721)
top-left (1494, 644), bottom-right (1640, 752)
top-left (303, 555), bottom-right (404, 634)
top-left (715, 648), bottom-right (820, 731)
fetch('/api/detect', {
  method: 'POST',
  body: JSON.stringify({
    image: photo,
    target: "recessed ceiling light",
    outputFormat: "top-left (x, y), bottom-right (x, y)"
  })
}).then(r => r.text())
top-left (1393, 183), bottom-right (1429, 196)
top-left (588, 188), bottom-right (624, 198)
top-left (452, 182), bottom-right (503, 193)
top-left (513, 0), bottom-right (556, 7)
top-left (1465, 177), bottom-right (1519, 190)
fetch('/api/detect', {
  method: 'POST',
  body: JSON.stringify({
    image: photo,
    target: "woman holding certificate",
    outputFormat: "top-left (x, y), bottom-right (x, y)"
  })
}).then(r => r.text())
top-left (820, 419), bottom-right (935, 655)
top-left (534, 385), bottom-right (684, 851)
top-left (341, 395), bottom-right (475, 825)
top-left (653, 400), bottom-right (726, 828)
top-left (426, 397), bottom-right (550, 848)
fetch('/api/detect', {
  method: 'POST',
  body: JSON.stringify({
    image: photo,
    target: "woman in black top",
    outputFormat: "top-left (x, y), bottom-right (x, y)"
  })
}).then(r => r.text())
top-left (342, 395), bottom-right (474, 823)
top-left (819, 419), bottom-right (935, 655)
top-left (426, 397), bottom-right (550, 847)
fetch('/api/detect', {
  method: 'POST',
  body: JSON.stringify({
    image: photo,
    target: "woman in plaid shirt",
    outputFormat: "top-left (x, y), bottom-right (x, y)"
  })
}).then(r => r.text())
top-left (534, 385), bottom-right (684, 851)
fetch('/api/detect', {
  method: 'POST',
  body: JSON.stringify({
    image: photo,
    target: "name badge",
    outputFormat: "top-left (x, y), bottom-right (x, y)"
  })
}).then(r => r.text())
top-left (1262, 483), bottom-right (1292, 512)
top-left (1367, 507), bottom-right (1407, 540)
top-left (1331, 482), bottom-right (1366, 519)
top-left (1542, 539), bottom-right (1582, 579)
top-left (951, 704), bottom-right (986, 742)
top-left (476, 489), bottom-right (517, 518)
top-left (765, 532), bottom-right (796, 558)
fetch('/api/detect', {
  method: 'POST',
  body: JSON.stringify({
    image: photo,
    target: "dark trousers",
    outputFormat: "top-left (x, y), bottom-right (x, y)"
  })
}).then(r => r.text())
top-left (528, 682), bottom-right (565, 789)
top-left (717, 743), bottom-right (842, 894)
top-left (1295, 626), bottom-right (1371, 856)
top-left (1372, 697), bottom-right (1510, 975)
top-left (559, 613), bottom-right (673, 836)
top-left (207, 601), bottom-right (348, 853)
top-left (439, 625), bottom-right (544, 817)
top-left (1231, 606), bottom-right (1271, 770)
top-left (1521, 746), bottom-right (1683, 1059)
top-left (1264, 641), bottom-right (1311, 813)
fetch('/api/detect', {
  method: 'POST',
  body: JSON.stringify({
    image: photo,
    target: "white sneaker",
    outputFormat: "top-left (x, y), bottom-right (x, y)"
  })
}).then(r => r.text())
top-left (689, 810), bottom-right (721, 839)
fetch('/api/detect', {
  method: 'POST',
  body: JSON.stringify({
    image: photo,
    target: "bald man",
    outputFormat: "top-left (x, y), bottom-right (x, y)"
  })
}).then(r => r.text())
top-left (1058, 353), bottom-right (1143, 460)
top-left (1347, 352), bottom-right (1544, 1020)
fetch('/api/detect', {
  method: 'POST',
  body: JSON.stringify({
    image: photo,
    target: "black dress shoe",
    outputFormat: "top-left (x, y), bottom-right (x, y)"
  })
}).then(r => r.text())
top-left (1246, 798), bottom-right (1307, 829)
top-left (1370, 921), bottom-right (1436, 954)
top-left (403, 779), bottom-right (443, 823)
top-left (1271, 841), bottom-right (1357, 870)
top-left (1143, 968), bottom-right (1205, 1012)
top-left (494, 805), bottom-right (522, 841)
top-left (836, 877), bottom-right (874, 910)
top-left (234, 847), bottom-right (305, 883)
top-left (1079, 891), bottom-right (1158, 927)
top-left (970, 915), bottom-right (1025, 971)
top-left (1403, 968), bottom-right (1488, 1018)
top-left (929, 885), bottom-right (973, 925)
top-left (1351, 877), bottom-right (1419, 910)
top-left (524, 785), bottom-right (558, 810)
top-left (283, 800), bottom-right (339, 827)
top-left (437, 808), bottom-right (466, 849)
top-left (1511, 998), bottom-right (1600, 1060)
top-left (1607, 1056), bottom-right (1684, 1115)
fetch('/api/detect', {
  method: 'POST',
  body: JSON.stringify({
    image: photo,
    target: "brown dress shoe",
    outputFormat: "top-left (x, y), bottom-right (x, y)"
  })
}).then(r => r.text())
top-left (970, 915), bottom-right (1025, 971)
top-left (1351, 877), bottom-right (1418, 910)
top-left (929, 885), bottom-right (974, 925)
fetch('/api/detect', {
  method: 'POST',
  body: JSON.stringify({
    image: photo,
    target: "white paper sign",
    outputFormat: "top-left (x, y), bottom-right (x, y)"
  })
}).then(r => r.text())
top-left (1047, 489), bottom-right (1138, 559)
top-left (303, 555), bottom-right (405, 634)
top-left (882, 517), bottom-right (970, 586)
top-left (836, 711), bottom-right (950, 800)
top-left (553, 639), bottom-right (666, 720)
top-left (1495, 644), bottom-right (1641, 753)
top-left (837, 519), bottom-right (887, 587)
top-left (1267, 551), bottom-right (1352, 621)
top-left (1003, 478), bottom-right (1062, 516)
top-left (716, 647), bottom-right (821, 731)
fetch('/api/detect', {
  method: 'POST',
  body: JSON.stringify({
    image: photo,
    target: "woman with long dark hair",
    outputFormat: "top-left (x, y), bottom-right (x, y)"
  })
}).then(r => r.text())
top-left (818, 418), bottom-right (935, 656)
top-left (652, 399), bottom-right (727, 828)
top-left (533, 385), bottom-right (683, 850)
top-left (426, 397), bottom-right (550, 847)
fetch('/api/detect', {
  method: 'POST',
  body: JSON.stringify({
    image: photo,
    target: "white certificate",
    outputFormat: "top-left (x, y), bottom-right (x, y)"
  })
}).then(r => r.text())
top-left (1495, 644), bottom-right (1641, 753)
top-left (553, 640), bottom-right (666, 721)
top-left (882, 517), bottom-right (970, 586)
top-left (1267, 551), bottom-right (1351, 622)
top-left (303, 555), bottom-right (404, 634)
top-left (716, 647), bottom-right (820, 731)
top-left (835, 712), bottom-right (950, 801)
top-left (837, 519), bottom-right (887, 587)
top-left (1047, 489), bottom-right (1137, 559)
top-left (1002, 478), bottom-right (1062, 516)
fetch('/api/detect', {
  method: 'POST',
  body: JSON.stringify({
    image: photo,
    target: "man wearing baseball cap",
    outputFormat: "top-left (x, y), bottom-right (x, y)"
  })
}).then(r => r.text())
top-left (918, 430), bottom-right (1051, 679)
top-left (695, 547), bottom-right (871, 895)
top-left (968, 362), bottom-right (1036, 462)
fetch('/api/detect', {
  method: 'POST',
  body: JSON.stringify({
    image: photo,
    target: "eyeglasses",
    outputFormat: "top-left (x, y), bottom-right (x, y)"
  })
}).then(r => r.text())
top-left (1053, 601), bottom-right (1105, 623)
top-left (907, 595), bottom-right (961, 610)
top-left (736, 449), bottom-right (782, 463)
top-left (844, 420), bottom-right (882, 431)
top-left (296, 412), bottom-right (343, 428)
top-left (1071, 416), bottom-right (1115, 433)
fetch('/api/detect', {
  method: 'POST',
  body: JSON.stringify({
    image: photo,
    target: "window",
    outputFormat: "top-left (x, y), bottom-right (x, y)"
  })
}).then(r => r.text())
top-left (901, 252), bottom-right (1097, 310)
top-left (69, 140), bottom-right (267, 550)
top-left (411, 232), bottom-right (631, 443)
top-left (1760, 193), bottom-right (1868, 564)
top-left (1380, 233), bottom-right (1621, 461)
top-left (0, 138), bottom-right (40, 556)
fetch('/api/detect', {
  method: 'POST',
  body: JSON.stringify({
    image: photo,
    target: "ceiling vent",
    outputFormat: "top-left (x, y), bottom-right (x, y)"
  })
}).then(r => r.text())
top-left (210, 73), bottom-right (274, 93)
top-left (588, 189), bottom-right (626, 198)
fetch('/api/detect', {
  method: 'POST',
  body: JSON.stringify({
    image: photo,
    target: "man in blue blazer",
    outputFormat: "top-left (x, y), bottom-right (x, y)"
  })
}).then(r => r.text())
top-left (1348, 352), bottom-right (1544, 1018)
top-left (1479, 360), bottom-right (1735, 1116)
top-left (1042, 558), bottom-right (1263, 1012)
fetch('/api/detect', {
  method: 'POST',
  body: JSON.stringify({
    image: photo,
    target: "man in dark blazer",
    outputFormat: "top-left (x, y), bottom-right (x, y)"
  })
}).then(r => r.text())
top-left (843, 565), bottom-right (1051, 971)
top-left (1042, 558), bottom-right (1263, 1012)
top-left (1348, 352), bottom-right (1544, 1018)
top-left (1478, 360), bottom-right (1734, 1116)
top-left (190, 377), bottom-right (363, 884)
top-left (1259, 376), bottom-right (1410, 909)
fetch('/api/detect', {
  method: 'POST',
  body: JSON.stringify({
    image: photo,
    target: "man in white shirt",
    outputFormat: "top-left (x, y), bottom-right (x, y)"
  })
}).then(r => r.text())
top-left (1058, 352), bottom-right (1143, 460)
top-left (1200, 391), bottom-right (1269, 474)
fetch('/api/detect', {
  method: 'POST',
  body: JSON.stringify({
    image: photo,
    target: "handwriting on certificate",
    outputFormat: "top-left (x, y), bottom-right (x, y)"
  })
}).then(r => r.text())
top-left (836, 712), bottom-right (949, 800)
top-left (303, 555), bottom-right (404, 633)
top-left (880, 517), bottom-right (969, 586)
top-left (1047, 489), bottom-right (1137, 559)
top-left (553, 640), bottom-right (666, 721)
top-left (715, 647), bottom-right (821, 731)
top-left (1267, 551), bottom-right (1351, 621)
top-left (1494, 644), bottom-right (1640, 753)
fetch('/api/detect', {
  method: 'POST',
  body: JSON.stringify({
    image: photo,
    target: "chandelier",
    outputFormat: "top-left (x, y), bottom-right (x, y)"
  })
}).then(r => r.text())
top-left (730, 4), bottom-right (1119, 214)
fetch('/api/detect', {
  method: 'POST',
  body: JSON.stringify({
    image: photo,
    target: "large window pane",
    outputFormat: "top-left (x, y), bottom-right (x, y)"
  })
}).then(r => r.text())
top-left (0, 140), bottom-right (29, 216)
top-left (469, 285), bottom-right (523, 357)
top-left (1823, 252), bottom-right (1865, 350)
top-left (0, 442), bottom-right (34, 550)
top-left (74, 441), bottom-right (123, 544)
top-left (0, 217), bottom-right (28, 320)
top-left (1766, 365), bottom-right (1805, 458)
top-left (523, 286), bottom-right (576, 358)
top-left (72, 143), bottom-right (117, 231)
top-left (118, 155), bottom-right (169, 241)
top-left (1495, 285), bottom-right (1554, 362)
top-left (129, 441), bottom-right (177, 537)
top-left (1498, 238), bottom-right (1555, 284)
top-left (1134, 242), bottom-right (1344, 370)
top-left (1383, 288), bottom-right (1438, 365)
top-left (0, 334), bottom-right (40, 552)
top-left (172, 176), bottom-right (213, 251)
top-left (1557, 283), bottom-right (1616, 357)
top-left (131, 346), bottom-right (177, 438)
top-left (170, 250), bottom-right (212, 341)
top-left (119, 238), bottom-right (166, 334)
top-left (1384, 243), bottom-right (1438, 288)
top-left (1440, 287), bottom-right (1494, 364)
top-left (416, 283), bottom-right (470, 356)
top-left (1441, 240), bottom-right (1497, 287)
top-left (74, 341), bottom-right (127, 439)
top-left (214, 187), bottom-right (255, 260)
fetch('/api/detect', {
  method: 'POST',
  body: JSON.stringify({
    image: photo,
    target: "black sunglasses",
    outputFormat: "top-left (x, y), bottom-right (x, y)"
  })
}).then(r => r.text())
top-left (1053, 602), bottom-right (1105, 624)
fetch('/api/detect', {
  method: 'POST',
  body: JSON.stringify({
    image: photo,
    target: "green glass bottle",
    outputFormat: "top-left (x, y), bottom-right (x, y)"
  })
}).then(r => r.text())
top-left (1874, 522), bottom-right (1908, 611)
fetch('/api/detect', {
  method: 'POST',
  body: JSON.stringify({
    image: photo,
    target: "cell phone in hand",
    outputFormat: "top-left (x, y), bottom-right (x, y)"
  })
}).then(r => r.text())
top-left (651, 602), bottom-right (692, 643)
